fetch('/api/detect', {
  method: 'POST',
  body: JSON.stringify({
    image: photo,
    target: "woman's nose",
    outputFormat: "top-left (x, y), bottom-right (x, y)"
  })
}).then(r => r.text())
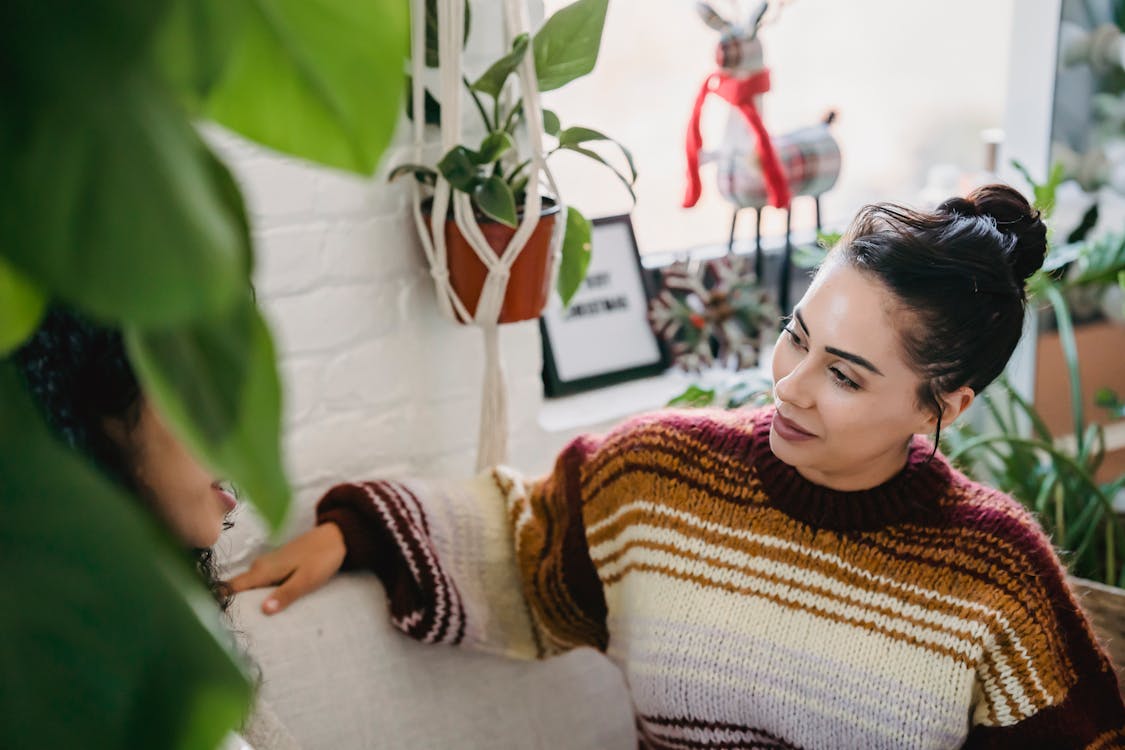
top-left (774, 363), bottom-right (814, 410)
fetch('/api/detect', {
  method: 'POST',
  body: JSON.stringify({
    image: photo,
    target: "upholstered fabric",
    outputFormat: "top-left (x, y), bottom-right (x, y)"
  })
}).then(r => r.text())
top-left (231, 575), bottom-right (634, 749)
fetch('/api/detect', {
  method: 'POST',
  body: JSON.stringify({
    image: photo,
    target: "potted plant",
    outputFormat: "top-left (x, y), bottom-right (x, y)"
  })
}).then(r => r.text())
top-left (391, 0), bottom-right (636, 323)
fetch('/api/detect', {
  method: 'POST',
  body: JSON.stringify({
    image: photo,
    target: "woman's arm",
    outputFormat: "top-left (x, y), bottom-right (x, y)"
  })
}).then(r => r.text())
top-left (230, 434), bottom-right (611, 660)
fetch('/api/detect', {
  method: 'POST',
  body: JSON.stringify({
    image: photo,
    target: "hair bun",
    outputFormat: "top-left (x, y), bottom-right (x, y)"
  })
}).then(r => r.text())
top-left (965, 184), bottom-right (1047, 283)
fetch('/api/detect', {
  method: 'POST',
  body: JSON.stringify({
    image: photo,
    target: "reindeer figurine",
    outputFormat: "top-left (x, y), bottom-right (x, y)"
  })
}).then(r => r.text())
top-left (683, 0), bottom-right (840, 312)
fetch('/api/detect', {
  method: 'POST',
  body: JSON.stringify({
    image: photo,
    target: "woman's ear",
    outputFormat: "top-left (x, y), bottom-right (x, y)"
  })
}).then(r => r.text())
top-left (928, 386), bottom-right (975, 430)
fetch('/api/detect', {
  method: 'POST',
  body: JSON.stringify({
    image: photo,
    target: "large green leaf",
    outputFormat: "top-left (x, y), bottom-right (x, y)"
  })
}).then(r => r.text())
top-left (557, 206), bottom-right (592, 306)
top-left (153, 0), bottom-right (247, 109)
top-left (204, 0), bottom-right (409, 175)
top-left (0, 255), bottom-right (46, 356)
top-left (476, 131), bottom-right (515, 164)
top-left (533, 0), bottom-right (608, 92)
top-left (471, 33), bottom-right (530, 99)
top-left (0, 73), bottom-right (247, 328)
top-left (0, 363), bottom-right (251, 750)
top-left (126, 297), bottom-right (290, 529)
top-left (1, 0), bottom-right (171, 98)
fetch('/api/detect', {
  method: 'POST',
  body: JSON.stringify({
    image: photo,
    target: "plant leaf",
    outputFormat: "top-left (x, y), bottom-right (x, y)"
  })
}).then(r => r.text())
top-left (0, 254), bottom-right (47, 356)
top-left (542, 108), bottom-right (561, 136)
top-left (557, 125), bottom-right (636, 182)
top-left (126, 297), bottom-right (290, 529)
top-left (203, 0), bottom-right (409, 175)
top-left (404, 76), bottom-right (442, 125)
top-left (471, 33), bottom-right (530, 99)
top-left (473, 176), bottom-right (518, 228)
top-left (557, 207), bottom-right (592, 306)
top-left (558, 143), bottom-right (636, 202)
top-left (152, 0), bottom-right (245, 109)
top-left (476, 131), bottom-right (515, 165)
top-left (533, 0), bottom-right (608, 92)
top-left (0, 362), bottom-right (251, 749)
top-left (437, 146), bottom-right (480, 192)
top-left (388, 162), bottom-right (438, 186)
top-left (0, 73), bottom-right (246, 327)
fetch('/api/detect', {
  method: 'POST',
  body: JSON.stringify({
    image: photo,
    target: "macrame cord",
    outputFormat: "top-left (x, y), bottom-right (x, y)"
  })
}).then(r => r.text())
top-left (408, 0), bottom-right (566, 471)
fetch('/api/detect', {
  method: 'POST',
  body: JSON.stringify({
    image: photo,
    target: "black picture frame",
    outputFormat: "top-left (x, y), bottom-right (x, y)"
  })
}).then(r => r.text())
top-left (540, 214), bottom-right (671, 397)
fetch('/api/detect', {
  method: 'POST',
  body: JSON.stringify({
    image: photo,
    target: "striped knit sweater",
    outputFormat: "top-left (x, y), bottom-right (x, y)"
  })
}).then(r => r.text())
top-left (317, 406), bottom-right (1125, 749)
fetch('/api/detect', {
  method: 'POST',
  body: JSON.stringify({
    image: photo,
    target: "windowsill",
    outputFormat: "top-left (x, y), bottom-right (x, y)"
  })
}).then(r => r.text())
top-left (538, 362), bottom-right (773, 433)
top-left (537, 370), bottom-right (697, 433)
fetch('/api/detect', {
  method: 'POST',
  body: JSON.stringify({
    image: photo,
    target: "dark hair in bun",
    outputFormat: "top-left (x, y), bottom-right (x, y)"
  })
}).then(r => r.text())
top-left (832, 183), bottom-right (1048, 444)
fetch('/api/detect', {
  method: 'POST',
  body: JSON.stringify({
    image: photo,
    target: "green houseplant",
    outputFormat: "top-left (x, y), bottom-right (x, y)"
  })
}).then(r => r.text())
top-left (942, 165), bottom-right (1125, 589)
top-left (1, 0), bottom-right (407, 747)
top-left (391, 0), bottom-right (637, 318)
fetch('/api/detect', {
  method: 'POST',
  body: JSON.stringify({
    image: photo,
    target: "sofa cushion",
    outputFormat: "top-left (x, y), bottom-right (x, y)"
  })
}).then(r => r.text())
top-left (231, 574), bottom-right (635, 749)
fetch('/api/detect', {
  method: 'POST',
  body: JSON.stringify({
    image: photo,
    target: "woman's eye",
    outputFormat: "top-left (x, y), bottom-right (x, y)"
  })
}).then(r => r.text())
top-left (783, 328), bottom-right (807, 350)
top-left (829, 367), bottom-right (860, 390)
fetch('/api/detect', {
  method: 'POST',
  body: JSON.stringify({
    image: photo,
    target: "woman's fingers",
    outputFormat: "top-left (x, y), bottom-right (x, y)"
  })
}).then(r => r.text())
top-left (257, 524), bottom-right (348, 615)
top-left (227, 551), bottom-right (292, 593)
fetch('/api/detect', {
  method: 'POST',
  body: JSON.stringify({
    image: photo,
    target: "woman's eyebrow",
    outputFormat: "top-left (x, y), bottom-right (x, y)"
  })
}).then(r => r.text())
top-left (794, 309), bottom-right (885, 376)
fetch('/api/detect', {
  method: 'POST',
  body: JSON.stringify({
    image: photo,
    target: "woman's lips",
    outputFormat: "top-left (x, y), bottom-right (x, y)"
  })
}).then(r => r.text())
top-left (772, 411), bottom-right (817, 442)
top-left (212, 482), bottom-right (238, 513)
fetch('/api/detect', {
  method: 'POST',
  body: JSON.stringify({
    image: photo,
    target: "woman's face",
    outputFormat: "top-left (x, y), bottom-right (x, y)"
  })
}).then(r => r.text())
top-left (116, 401), bottom-right (237, 549)
top-left (769, 260), bottom-right (941, 490)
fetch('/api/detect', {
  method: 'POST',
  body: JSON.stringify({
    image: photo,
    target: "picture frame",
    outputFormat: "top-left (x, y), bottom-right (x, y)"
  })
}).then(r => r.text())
top-left (540, 214), bottom-right (670, 397)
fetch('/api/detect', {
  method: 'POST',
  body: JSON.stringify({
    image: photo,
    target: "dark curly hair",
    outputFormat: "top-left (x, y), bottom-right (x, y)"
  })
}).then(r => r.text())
top-left (15, 307), bottom-right (233, 610)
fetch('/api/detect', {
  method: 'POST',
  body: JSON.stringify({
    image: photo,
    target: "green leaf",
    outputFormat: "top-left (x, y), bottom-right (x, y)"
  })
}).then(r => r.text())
top-left (471, 33), bottom-right (530, 99)
top-left (0, 362), bottom-right (251, 749)
top-left (203, 0), bottom-right (409, 175)
top-left (126, 297), bottom-right (291, 529)
top-left (557, 207), bottom-right (593, 306)
top-left (793, 243), bottom-right (829, 270)
top-left (473, 176), bottom-right (518, 228)
top-left (0, 73), bottom-right (246, 328)
top-left (476, 131), bottom-right (515, 164)
top-left (387, 163), bottom-right (438, 186)
top-left (533, 0), bottom-right (609, 92)
top-left (1095, 388), bottom-right (1125, 419)
top-left (557, 125), bottom-right (636, 182)
top-left (152, 0), bottom-right (245, 109)
top-left (542, 108), bottom-right (561, 136)
top-left (1011, 159), bottom-right (1064, 220)
top-left (558, 143), bottom-right (636, 203)
top-left (437, 146), bottom-right (480, 191)
top-left (0, 255), bottom-right (47, 356)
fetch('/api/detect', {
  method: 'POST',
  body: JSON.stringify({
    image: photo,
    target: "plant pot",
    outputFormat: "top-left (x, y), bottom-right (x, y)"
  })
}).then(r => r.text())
top-left (423, 198), bottom-right (560, 324)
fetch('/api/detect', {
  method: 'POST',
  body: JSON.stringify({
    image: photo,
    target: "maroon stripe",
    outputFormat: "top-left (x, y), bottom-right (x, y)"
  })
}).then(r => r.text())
top-left (391, 482), bottom-right (467, 645)
top-left (639, 714), bottom-right (803, 750)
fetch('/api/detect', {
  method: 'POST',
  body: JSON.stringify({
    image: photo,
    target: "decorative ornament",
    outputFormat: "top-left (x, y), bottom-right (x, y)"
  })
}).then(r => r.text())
top-left (649, 255), bottom-right (777, 372)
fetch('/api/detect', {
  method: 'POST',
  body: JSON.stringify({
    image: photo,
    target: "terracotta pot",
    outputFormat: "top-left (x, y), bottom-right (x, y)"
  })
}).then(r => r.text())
top-left (424, 198), bottom-right (560, 324)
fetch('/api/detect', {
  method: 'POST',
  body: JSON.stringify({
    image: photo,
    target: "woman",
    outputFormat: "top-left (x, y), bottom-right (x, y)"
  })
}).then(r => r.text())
top-left (17, 309), bottom-right (237, 594)
top-left (16, 309), bottom-right (296, 750)
top-left (233, 185), bottom-right (1125, 748)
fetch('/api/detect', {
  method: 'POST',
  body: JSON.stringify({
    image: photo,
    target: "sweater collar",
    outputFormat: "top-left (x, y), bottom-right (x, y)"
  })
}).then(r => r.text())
top-left (750, 407), bottom-right (953, 532)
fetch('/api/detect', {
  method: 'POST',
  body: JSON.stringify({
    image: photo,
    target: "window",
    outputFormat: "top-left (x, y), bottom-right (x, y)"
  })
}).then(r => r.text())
top-left (542, 0), bottom-right (1016, 255)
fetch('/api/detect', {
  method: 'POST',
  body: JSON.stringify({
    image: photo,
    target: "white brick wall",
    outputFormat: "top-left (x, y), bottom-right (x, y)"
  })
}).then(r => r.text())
top-left (208, 1), bottom-right (605, 553)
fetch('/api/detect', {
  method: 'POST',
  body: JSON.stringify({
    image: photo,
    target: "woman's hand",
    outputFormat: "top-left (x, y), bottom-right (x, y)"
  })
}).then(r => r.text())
top-left (227, 522), bottom-right (347, 615)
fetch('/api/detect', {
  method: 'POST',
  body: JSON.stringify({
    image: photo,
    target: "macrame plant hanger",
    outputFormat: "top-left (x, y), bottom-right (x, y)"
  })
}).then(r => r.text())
top-left (408, 0), bottom-right (566, 471)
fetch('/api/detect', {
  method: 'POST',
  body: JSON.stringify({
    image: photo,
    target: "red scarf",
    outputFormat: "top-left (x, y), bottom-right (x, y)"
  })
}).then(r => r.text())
top-left (683, 70), bottom-right (791, 209)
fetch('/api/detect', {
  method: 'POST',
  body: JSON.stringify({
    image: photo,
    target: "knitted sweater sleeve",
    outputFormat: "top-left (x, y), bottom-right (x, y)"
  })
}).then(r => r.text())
top-left (314, 434), bottom-right (608, 660)
top-left (963, 516), bottom-right (1125, 748)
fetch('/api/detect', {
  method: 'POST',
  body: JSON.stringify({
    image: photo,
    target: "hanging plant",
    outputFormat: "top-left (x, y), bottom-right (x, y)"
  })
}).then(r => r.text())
top-left (390, 0), bottom-right (636, 308)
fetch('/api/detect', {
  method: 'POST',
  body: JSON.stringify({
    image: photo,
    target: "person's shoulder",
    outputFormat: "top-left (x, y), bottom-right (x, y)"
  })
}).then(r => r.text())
top-left (941, 469), bottom-right (1060, 572)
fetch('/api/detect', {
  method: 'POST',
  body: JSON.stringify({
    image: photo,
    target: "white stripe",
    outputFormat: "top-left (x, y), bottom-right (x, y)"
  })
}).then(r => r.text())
top-left (589, 498), bottom-right (1050, 707)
